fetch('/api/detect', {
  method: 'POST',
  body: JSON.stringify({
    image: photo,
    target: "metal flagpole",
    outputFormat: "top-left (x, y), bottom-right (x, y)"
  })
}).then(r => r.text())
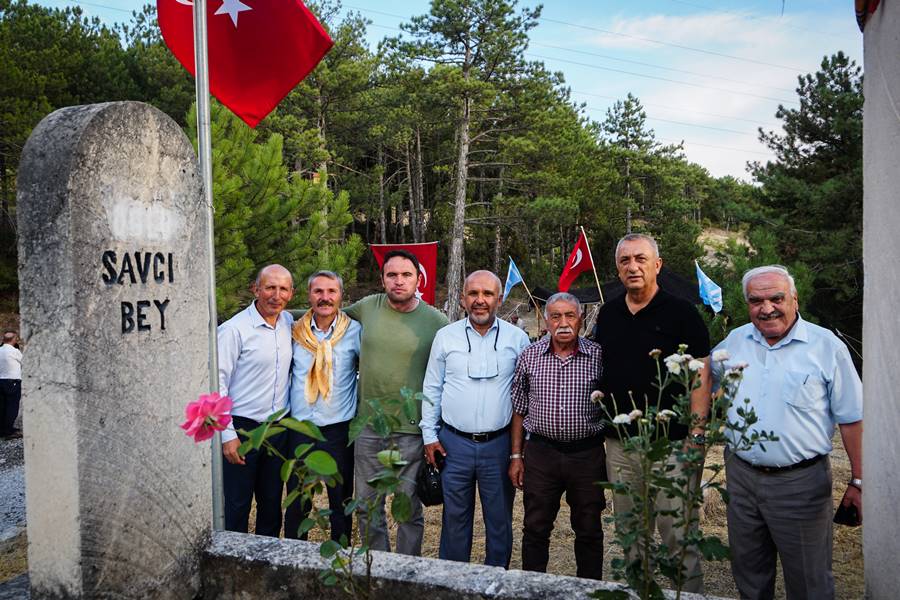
top-left (580, 225), bottom-right (605, 305)
top-left (192, 0), bottom-right (225, 531)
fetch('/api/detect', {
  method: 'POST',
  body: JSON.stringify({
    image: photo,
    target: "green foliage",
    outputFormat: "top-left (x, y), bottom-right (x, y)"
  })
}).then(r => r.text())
top-left (186, 102), bottom-right (364, 319)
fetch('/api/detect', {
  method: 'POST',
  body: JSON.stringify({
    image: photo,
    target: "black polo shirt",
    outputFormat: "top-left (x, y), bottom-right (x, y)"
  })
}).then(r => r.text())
top-left (592, 288), bottom-right (710, 441)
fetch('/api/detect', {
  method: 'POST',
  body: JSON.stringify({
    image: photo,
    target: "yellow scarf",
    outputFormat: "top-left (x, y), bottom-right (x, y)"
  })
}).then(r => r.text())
top-left (292, 309), bottom-right (351, 405)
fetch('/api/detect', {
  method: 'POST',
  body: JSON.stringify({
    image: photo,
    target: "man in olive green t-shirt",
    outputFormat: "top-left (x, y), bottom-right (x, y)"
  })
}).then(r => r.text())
top-left (344, 250), bottom-right (448, 555)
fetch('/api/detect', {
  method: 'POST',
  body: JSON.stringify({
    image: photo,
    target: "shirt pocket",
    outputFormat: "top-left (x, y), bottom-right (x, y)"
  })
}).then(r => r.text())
top-left (784, 370), bottom-right (827, 411)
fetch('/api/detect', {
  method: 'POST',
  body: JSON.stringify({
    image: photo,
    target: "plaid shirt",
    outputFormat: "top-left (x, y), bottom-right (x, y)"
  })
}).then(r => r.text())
top-left (511, 336), bottom-right (604, 442)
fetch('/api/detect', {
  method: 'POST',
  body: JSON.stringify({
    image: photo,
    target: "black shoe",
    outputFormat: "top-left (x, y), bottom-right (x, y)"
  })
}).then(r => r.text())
top-left (3, 429), bottom-right (22, 440)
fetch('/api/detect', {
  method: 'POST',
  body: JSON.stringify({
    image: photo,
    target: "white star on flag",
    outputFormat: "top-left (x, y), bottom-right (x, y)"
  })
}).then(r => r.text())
top-left (215, 0), bottom-right (252, 27)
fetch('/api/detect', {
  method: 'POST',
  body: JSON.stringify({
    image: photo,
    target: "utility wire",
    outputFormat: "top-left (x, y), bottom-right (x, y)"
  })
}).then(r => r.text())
top-left (666, 0), bottom-right (847, 39)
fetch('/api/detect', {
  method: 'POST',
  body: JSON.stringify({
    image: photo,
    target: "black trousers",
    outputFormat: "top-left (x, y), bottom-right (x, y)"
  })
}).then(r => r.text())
top-left (0, 379), bottom-right (21, 436)
top-left (521, 437), bottom-right (606, 580)
top-left (223, 415), bottom-right (289, 537)
top-left (284, 420), bottom-right (354, 542)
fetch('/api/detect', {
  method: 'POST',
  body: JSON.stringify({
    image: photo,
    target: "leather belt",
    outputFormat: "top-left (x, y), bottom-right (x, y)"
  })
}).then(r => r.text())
top-left (528, 432), bottom-right (605, 454)
top-left (443, 422), bottom-right (509, 443)
top-left (737, 453), bottom-right (825, 474)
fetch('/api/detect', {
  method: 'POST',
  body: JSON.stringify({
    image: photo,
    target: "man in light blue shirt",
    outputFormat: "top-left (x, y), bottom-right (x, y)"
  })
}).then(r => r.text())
top-left (421, 270), bottom-right (530, 567)
top-left (710, 265), bottom-right (862, 600)
top-left (284, 270), bottom-right (360, 543)
top-left (218, 264), bottom-right (295, 536)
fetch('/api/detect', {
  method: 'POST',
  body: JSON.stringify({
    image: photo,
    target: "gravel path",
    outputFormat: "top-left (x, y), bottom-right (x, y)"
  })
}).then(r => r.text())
top-left (0, 438), bottom-right (25, 543)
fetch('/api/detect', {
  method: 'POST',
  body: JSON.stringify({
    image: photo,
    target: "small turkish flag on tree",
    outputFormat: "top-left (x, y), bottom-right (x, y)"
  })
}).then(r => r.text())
top-left (558, 229), bottom-right (594, 292)
top-left (158, 0), bottom-right (333, 128)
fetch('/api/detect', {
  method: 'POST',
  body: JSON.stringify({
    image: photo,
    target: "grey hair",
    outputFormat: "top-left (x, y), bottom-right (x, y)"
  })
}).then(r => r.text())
top-left (255, 264), bottom-right (294, 288)
top-left (307, 270), bottom-right (344, 293)
top-left (615, 233), bottom-right (660, 260)
top-left (544, 292), bottom-right (583, 319)
top-left (464, 270), bottom-right (502, 294)
top-left (742, 265), bottom-right (797, 300)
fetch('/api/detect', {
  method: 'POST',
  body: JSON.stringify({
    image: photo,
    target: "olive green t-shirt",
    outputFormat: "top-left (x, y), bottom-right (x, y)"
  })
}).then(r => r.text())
top-left (344, 294), bottom-right (449, 434)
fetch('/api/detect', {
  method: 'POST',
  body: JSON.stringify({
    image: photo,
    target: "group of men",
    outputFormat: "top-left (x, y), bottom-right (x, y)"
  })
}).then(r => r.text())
top-left (219, 234), bottom-right (863, 600)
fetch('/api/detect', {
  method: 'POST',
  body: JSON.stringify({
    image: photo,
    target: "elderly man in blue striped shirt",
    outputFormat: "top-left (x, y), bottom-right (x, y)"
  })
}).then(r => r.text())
top-left (421, 270), bottom-right (530, 568)
top-left (217, 264), bottom-right (295, 536)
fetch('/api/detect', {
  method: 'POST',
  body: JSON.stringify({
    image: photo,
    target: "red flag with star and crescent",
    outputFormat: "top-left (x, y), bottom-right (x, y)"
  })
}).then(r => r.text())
top-left (558, 229), bottom-right (594, 292)
top-left (158, 0), bottom-right (333, 128)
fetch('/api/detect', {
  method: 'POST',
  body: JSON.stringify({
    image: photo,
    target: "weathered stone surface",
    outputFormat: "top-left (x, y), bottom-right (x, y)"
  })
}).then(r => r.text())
top-left (202, 531), bottom-right (721, 600)
top-left (17, 101), bottom-right (211, 598)
top-left (863, 4), bottom-right (900, 598)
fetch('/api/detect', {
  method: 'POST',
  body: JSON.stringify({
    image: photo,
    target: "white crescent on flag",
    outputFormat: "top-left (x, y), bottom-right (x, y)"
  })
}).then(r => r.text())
top-left (418, 264), bottom-right (428, 291)
top-left (571, 249), bottom-right (583, 269)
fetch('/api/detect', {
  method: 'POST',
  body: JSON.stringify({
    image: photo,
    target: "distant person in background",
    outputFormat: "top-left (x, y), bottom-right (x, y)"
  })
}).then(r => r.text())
top-left (218, 264), bottom-right (294, 536)
top-left (344, 249), bottom-right (449, 555)
top-left (710, 265), bottom-right (862, 600)
top-left (0, 331), bottom-right (22, 440)
top-left (284, 270), bottom-right (360, 543)
top-left (421, 270), bottom-right (529, 568)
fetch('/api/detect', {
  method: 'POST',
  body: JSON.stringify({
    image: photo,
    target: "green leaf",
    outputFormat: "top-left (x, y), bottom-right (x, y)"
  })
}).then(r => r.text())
top-left (320, 540), bottom-right (341, 558)
top-left (391, 492), bottom-right (412, 523)
top-left (376, 449), bottom-right (404, 468)
top-left (293, 443), bottom-right (313, 459)
top-left (280, 459), bottom-right (296, 483)
top-left (263, 426), bottom-right (285, 441)
top-left (697, 536), bottom-right (730, 561)
top-left (305, 449), bottom-right (339, 476)
top-left (248, 424), bottom-right (268, 449)
top-left (402, 394), bottom-right (418, 422)
top-left (299, 518), bottom-right (316, 536)
top-left (343, 498), bottom-right (360, 516)
top-left (282, 489), bottom-right (301, 510)
top-left (280, 417), bottom-right (326, 441)
top-left (237, 439), bottom-right (254, 457)
top-left (348, 414), bottom-right (368, 443)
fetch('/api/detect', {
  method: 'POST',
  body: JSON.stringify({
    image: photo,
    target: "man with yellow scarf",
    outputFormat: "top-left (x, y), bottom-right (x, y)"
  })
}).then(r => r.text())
top-left (284, 270), bottom-right (361, 543)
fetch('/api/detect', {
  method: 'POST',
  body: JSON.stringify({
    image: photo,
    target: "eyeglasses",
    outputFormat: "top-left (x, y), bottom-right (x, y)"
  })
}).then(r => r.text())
top-left (465, 325), bottom-right (500, 379)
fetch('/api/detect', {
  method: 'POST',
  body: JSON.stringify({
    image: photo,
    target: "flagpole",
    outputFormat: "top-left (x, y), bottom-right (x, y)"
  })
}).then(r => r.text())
top-left (509, 257), bottom-right (543, 333)
top-left (580, 225), bottom-right (605, 305)
top-left (193, 0), bottom-right (225, 531)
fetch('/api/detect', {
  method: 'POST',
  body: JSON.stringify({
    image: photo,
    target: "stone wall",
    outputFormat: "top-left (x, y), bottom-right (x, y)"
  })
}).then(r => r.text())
top-left (862, 3), bottom-right (900, 598)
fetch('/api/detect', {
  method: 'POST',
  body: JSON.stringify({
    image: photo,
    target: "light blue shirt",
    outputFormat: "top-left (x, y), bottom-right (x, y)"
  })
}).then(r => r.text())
top-left (217, 302), bottom-right (294, 443)
top-left (712, 315), bottom-right (862, 467)
top-left (420, 317), bottom-right (530, 445)
top-left (289, 316), bottom-right (361, 426)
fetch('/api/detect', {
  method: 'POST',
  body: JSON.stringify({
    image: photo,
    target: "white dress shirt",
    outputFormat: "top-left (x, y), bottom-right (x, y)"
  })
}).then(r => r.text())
top-left (217, 302), bottom-right (293, 443)
top-left (0, 344), bottom-right (22, 380)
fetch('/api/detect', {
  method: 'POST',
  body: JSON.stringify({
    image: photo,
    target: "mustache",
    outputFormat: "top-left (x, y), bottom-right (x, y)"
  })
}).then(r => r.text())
top-left (555, 326), bottom-right (575, 335)
top-left (758, 311), bottom-right (783, 321)
top-left (316, 300), bottom-right (334, 307)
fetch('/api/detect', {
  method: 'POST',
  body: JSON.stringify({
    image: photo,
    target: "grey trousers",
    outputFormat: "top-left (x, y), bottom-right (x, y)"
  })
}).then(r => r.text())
top-left (606, 438), bottom-right (704, 594)
top-left (354, 426), bottom-right (425, 555)
top-left (725, 450), bottom-right (834, 600)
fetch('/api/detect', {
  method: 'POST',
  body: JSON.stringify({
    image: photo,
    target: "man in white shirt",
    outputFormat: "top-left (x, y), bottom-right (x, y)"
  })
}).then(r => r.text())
top-left (217, 265), bottom-right (294, 535)
top-left (0, 331), bottom-right (22, 440)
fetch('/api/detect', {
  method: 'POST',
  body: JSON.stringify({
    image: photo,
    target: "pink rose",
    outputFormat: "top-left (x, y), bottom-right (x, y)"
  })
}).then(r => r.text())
top-left (180, 393), bottom-right (233, 443)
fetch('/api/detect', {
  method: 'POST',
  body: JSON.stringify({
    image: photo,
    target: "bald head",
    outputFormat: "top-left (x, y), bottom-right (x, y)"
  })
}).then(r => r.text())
top-left (2, 331), bottom-right (17, 345)
top-left (464, 270), bottom-right (502, 295)
top-left (255, 264), bottom-right (293, 288)
top-left (463, 270), bottom-right (502, 333)
top-left (253, 264), bottom-right (294, 325)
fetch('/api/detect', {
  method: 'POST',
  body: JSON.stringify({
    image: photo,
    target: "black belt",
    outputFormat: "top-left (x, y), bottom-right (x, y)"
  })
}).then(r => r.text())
top-left (443, 422), bottom-right (509, 443)
top-left (737, 453), bottom-right (825, 474)
top-left (528, 432), bottom-right (604, 454)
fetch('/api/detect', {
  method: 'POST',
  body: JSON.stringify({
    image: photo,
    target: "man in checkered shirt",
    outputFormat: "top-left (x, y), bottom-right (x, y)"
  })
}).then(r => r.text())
top-left (508, 292), bottom-right (605, 580)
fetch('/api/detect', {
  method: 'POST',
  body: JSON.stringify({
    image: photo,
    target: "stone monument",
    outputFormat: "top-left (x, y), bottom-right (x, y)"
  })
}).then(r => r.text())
top-left (863, 2), bottom-right (900, 597)
top-left (17, 101), bottom-right (211, 598)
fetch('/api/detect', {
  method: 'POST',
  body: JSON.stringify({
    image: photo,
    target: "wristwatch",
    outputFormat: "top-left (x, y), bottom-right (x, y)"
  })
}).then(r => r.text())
top-left (509, 453), bottom-right (523, 460)
top-left (690, 433), bottom-right (706, 445)
top-left (849, 478), bottom-right (862, 490)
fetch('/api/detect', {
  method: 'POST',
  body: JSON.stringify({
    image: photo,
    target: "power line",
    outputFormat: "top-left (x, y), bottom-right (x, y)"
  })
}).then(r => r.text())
top-left (531, 42), bottom-right (796, 94)
top-left (538, 16), bottom-right (806, 73)
top-left (570, 89), bottom-right (783, 128)
top-left (529, 52), bottom-right (798, 105)
top-left (666, 0), bottom-right (847, 39)
top-left (42, 0), bottom-right (133, 14)
top-left (582, 107), bottom-right (755, 136)
top-left (658, 136), bottom-right (773, 157)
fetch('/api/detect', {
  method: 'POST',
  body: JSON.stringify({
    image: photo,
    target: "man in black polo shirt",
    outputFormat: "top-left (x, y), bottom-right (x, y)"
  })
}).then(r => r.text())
top-left (593, 233), bottom-right (711, 593)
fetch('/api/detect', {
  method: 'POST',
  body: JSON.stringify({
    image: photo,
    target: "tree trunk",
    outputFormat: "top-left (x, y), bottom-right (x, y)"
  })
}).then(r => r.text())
top-left (378, 145), bottom-right (387, 244)
top-left (415, 127), bottom-right (426, 239)
top-left (316, 85), bottom-right (328, 182)
top-left (446, 93), bottom-right (471, 321)
top-left (493, 218), bottom-right (502, 275)
top-left (405, 143), bottom-right (421, 243)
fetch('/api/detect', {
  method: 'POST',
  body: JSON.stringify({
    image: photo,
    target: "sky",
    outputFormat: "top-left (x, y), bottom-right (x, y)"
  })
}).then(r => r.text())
top-left (36, 0), bottom-right (863, 180)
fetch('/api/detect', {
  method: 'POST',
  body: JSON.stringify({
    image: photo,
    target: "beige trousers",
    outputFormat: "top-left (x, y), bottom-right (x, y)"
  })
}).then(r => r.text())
top-left (605, 437), bottom-right (704, 594)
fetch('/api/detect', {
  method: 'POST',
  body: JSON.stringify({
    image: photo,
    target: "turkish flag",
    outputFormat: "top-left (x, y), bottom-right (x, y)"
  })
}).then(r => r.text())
top-left (158, 0), bottom-right (333, 128)
top-left (558, 230), bottom-right (594, 292)
top-left (370, 242), bottom-right (439, 306)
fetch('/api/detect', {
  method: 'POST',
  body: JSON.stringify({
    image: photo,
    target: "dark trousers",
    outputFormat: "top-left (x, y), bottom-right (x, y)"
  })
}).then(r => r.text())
top-left (284, 420), bottom-right (354, 542)
top-left (223, 415), bottom-right (289, 537)
top-left (726, 451), bottom-right (834, 600)
top-left (437, 427), bottom-right (514, 568)
top-left (522, 437), bottom-right (606, 580)
top-left (0, 379), bottom-right (21, 436)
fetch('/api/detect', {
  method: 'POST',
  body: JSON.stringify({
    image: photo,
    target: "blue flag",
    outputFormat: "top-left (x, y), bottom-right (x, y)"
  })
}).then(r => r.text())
top-left (504, 257), bottom-right (524, 298)
top-left (695, 261), bottom-right (723, 313)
